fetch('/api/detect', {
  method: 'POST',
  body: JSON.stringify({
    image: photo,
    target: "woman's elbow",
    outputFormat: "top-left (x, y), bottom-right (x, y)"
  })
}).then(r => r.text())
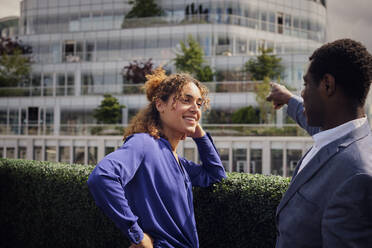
top-left (87, 172), bottom-right (102, 191)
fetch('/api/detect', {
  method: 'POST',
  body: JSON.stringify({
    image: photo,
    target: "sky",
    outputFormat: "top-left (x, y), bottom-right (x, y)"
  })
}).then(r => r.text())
top-left (0, 0), bottom-right (372, 52)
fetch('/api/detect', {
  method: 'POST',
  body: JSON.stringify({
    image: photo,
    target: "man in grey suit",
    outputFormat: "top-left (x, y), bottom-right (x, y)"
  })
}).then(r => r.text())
top-left (267, 39), bottom-right (372, 247)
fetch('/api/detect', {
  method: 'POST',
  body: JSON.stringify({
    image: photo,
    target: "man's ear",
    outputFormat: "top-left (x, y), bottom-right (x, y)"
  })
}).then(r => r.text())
top-left (155, 99), bottom-right (165, 113)
top-left (321, 73), bottom-right (336, 97)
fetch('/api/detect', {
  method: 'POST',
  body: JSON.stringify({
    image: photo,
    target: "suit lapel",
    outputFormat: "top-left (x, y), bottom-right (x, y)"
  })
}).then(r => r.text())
top-left (276, 145), bottom-right (339, 215)
top-left (276, 121), bottom-right (371, 216)
top-left (291, 148), bottom-right (312, 180)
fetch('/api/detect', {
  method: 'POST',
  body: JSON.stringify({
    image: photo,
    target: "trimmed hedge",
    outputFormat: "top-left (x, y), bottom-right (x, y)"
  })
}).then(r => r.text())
top-left (0, 158), bottom-right (290, 248)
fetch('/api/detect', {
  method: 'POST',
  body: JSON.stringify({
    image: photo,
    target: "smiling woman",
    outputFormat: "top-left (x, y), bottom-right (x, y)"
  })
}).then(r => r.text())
top-left (87, 68), bottom-right (226, 248)
top-left (123, 67), bottom-right (210, 143)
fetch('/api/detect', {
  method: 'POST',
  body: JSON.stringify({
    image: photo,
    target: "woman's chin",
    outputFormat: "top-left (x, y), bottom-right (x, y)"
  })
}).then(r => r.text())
top-left (184, 126), bottom-right (196, 134)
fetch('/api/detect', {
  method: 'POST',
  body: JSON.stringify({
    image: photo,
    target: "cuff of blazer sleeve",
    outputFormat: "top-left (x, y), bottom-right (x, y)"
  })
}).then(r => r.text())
top-left (127, 222), bottom-right (144, 244)
top-left (287, 95), bottom-right (303, 116)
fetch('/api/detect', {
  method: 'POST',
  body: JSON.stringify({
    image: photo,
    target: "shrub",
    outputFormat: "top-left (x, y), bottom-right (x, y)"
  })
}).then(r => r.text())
top-left (231, 106), bottom-right (260, 124)
top-left (0, 159), bottom-right (290, 248)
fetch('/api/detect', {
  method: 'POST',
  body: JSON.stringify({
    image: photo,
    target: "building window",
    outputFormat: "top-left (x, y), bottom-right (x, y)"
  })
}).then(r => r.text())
top-left (269, 12), bottom-right (276, 33)
top-left (33, 146), bottom-right (42, 161)
top-left (286, 149), bottom-right (302, 177)
top-left (82, 73), bottom-right (94, 95)
top-left (31, 73), bottom-right (41, 96)
top-left (59, 146), bottom-right (70, 163)
top-left (67, 74), bottom-right (75, 96)
top-left (236, 38), bottom-right (247, 54)
top-left (43, 74), bottom-right (53, 96)
top-left (218, 148), bottom-right (230, 172)
top-left (184, 148), bottom-right (195, 162)
top-left (88, 146), bottom-right (98, 165)
top-left (271, 149), bottom-right (283, 176)
top-left (233, 148), bottom-right (247, 172)
top-left (63, 40), bottom-right (81, 62)
top-left (277, 12), bottom-right (283, 34)
top-left (9, 109), bottom-right (19, 135)
top-left (56, 73), bottom-right (74, 96)
top-left (73, 146), bottom-right (85, 164)
top-left (57, 74), bottom-right (66, 96)
top-left (45, 146), bottom-right (56, 162)
top-left (6, 147), bottom-right (15, 158)
top-left (85, 41), bottom-right (95, 62)
top-left (18, 147), bottom-right (27, 159)
top-left (250, 149), bottom-right (262, 174)
top-left (45, 108), bottom-right (54, 135)
top-left (105, 147), bottom-right (115, 155)
top-left (284, 14), bottom-right (292, 35)
top-left (249, 40), bottom-right (257, 54)
top-left (260, 11), bottom-right (267, 31)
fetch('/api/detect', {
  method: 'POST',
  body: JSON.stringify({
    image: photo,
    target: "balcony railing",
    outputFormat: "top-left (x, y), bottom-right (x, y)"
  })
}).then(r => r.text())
top-left (0, 123), bottom-right (309, 137)
top-left (0, 81), bottom-right (261, 97)
top-left (121, 14), bottom-right (324, 42)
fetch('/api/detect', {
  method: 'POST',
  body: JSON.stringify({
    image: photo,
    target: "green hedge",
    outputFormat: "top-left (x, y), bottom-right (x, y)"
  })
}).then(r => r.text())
top-left (0, 158), bottom-right (290, 248)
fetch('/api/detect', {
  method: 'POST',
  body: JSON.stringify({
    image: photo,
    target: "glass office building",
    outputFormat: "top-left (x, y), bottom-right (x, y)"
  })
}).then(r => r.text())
top-left (0, 16), bottom-right (19, 38)
top-left (0, 0), bottom-right (346, 176)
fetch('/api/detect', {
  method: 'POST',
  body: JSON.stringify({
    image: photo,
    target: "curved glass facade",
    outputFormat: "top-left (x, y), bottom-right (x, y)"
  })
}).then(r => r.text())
top-left (1, 0), bottom-right (328, 137)
top-left (7, 1), bottom-right (372, 176)
top-left (21, 1), bottom-right (326, 42)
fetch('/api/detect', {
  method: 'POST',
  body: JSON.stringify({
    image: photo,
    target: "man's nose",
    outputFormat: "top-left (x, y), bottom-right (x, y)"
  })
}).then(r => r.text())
top-left (301, 89), bottom-right (304, 98)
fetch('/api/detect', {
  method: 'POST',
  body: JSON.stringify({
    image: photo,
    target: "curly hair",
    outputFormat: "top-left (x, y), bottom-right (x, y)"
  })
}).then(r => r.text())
top-left (308, 38), bottom-right (372, 106)
top-left (123, 68), bottom-right (210, 141)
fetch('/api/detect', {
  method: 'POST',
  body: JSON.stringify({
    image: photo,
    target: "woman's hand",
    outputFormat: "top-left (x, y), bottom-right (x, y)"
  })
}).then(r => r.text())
top-left (129, 233), bottom-right (153, 248)
top-left (187, 123), bottom-right (206, 138)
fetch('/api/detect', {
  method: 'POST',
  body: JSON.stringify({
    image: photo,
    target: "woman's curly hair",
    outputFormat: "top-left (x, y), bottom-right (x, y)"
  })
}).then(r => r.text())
top-left (123, 68), bottom-right (210, 141)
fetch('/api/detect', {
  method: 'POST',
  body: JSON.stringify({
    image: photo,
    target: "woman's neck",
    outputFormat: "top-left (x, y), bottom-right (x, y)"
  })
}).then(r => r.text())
top-left (161, 129), bottom-right (183, 152)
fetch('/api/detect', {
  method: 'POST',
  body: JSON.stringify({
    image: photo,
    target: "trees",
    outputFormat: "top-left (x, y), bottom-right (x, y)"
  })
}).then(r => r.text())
top-left (174, 35), bottom-right (213, 82)
top-left (245, 47), bottom-right (284, 123)
top-left (93, 94), bottom-right (126, 124)
top-left (255, 77), bottom-right (276, 124)
top-left (125, 0), bottom-right (163, 19)
top-left (123, 59), bottom-right (154, 84)
top-left (231, 106), bottom-right (259, 124)
top-left (0, 37), bottom-right (32, 87)
top-left (245, 47), bottom-right (283, 81)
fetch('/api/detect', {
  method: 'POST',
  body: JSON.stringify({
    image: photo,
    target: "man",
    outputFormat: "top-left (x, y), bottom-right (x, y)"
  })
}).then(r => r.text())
top-left (267, 39), bottom-right (372, 247)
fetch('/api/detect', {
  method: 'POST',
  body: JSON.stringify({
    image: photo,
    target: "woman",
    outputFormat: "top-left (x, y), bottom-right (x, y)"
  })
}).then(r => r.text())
top-left (87, 68), bottom-right (226, 248)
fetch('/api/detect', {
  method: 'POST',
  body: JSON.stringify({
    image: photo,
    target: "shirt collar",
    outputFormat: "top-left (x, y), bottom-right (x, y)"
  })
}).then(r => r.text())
top-left (312, 117), bottom-right (367, 149)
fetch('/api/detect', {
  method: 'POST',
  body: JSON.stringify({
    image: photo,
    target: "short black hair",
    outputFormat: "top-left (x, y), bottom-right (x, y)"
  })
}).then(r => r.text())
top-left (309, 39), bottom-right (372, 106)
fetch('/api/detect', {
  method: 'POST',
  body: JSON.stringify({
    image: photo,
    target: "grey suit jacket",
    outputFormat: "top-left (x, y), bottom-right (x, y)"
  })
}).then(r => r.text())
top-left (276, 96), bottom-right (372, 248)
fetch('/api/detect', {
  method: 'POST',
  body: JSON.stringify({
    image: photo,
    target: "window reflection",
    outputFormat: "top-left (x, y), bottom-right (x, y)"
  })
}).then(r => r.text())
top-left (33, 146), bottom-right (42, 161)
top-left (73, 146), bottom-right (85, 164)
top-left (18, 147), bottom-right (27, 159)
top-left (59, 146), bottom-right (70, 163)
top-left (88, 147), bottom-right (98, 165)
top-left (250, 149), bottom-right (262, 174)
top-left (45, 146), bottom-right (56, 162)
top-left (233, 149), bottom-right (247, 172)
top-left (184, 148), bottom-right (195, 162)
top-left (271, 149), bottom-right (283, 176)
top-left (6, 147), bottom-right (15, 159)
top-left (217, 148), bottom-right (229, 172)
top-left (286, 149), bottom-right (302, 177)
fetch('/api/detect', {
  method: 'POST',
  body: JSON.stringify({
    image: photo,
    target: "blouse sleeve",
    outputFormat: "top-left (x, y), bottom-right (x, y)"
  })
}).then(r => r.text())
top-left (87, 134), bottom-right (145, 244)
top-left (181, 133), bottom-right (227, 187)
